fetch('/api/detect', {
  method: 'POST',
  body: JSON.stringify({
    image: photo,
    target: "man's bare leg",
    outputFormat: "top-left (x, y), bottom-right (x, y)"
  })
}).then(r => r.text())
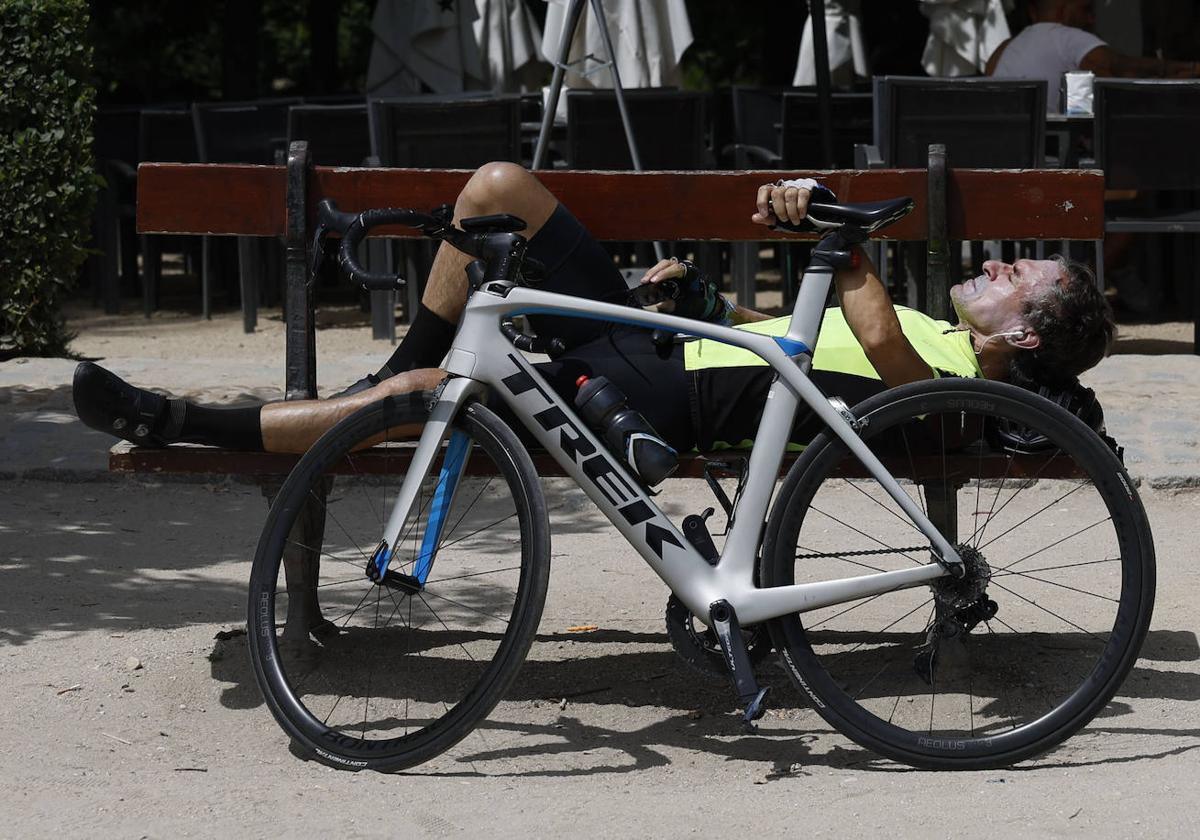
top-left (261, 368), bottom-right (447, 453)
top-left (365, 163), bottom-right (561, 383)
top-left (74, 166), bottom-right (559, 450)
top-left (423, 161), bottom-right (560, 320)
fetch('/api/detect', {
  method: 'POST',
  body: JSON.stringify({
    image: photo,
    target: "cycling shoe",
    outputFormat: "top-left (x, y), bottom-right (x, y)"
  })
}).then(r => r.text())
top-left (72, 361), bottom-right (169, 447)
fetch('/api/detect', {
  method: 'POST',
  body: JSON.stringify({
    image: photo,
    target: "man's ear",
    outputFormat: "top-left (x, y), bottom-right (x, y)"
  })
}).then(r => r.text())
top-left (1008, 327), bottom-right (1041, 350)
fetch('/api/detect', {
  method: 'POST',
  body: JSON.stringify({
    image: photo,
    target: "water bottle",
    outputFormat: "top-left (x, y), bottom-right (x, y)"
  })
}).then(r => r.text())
top-left (573, 375), bottom-right (678, 486)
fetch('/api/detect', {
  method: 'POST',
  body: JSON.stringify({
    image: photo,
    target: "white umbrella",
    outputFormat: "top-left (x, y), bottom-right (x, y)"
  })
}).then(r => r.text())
top-left (793, 0), bottom-right (868, 87)
top-left (367, 0), bottom-right (546, 96)
top-left (539, 0), bottom-right (693, 119)
top-left (475, 0), bottom-right (549, 92)
top-left (919, 0), bottom-right (1013, 77)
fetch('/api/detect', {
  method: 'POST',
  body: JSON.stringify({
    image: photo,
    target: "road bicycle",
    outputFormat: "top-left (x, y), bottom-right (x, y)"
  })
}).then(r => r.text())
top-left (247, 195), bottom-right (1155, 772)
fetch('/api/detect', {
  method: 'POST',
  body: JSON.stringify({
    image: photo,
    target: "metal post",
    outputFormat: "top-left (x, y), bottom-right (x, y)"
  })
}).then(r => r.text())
top-left (808, 0), bottom-right (836, 169)
top-left (533, 0), bottom-right (665, 260)
top-left (926, 143), bottom-right (953, 322)
top-left (284, 140), bottom-right (317, 401)
top-left (276, 139), bottom-right (327, 640)
top-left (533, 0), bottom-right (587, 170)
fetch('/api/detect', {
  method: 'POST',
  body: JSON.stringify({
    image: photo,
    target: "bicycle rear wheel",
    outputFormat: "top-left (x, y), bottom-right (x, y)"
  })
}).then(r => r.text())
top-left (761, 378), bottom-right (1154, 770)
top-left (248, 394), bottom-right (550, 772)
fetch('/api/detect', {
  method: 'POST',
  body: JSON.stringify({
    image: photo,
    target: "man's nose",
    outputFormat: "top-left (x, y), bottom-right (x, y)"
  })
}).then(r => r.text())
top-left (982, 260), bottom-right (1010, 280)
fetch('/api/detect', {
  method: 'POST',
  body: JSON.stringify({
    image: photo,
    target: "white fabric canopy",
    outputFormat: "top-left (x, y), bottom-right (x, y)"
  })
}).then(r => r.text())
top-left (475, 0), bottom-right (549, 92)
top-left (919, 0), bottom-right (1013, 77)
top-left (792, 0), bottom-right (868, 87)
top-left (367, 0), bottom-right (546, 96)
top-left (539, 0), bottom-right (692, 113)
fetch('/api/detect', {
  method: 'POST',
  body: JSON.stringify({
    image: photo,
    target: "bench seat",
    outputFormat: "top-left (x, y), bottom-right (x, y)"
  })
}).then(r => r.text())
top-left (109, 441), bottom-right (1088, 481)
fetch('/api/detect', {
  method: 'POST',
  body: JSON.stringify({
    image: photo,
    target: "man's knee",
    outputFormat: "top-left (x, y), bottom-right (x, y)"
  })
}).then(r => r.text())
top-left (461, 162), bottom-right (544, 215)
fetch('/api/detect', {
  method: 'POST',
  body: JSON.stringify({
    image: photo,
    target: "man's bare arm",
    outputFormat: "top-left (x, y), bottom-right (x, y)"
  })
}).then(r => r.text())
top-left (1080, 45), bottom-right (1200, 78)
top-left (835, 248), bottom-right (932, 387)
top-left (749, 178), bottom-right (931, 383)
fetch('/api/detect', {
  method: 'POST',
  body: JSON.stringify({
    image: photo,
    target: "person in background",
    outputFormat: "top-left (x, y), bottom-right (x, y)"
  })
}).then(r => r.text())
top-left (986, 0), bottom-right (1200, 111)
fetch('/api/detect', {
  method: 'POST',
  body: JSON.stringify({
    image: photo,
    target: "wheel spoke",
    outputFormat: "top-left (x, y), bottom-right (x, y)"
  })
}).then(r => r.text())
top-left (770, 392), bottom-right (1145, 761)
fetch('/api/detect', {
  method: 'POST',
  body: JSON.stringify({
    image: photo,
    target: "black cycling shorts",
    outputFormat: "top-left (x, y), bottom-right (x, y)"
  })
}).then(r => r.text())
top-left (489, 203), bottom-right (696, 450)
top-left (522, 202), bottom-right (632, 350)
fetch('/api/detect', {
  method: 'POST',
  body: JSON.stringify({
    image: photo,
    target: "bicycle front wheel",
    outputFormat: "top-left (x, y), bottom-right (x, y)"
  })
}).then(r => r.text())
top-left (761, 378), bottom-right (1155, 770)
top-left (248, 394), bottom-right (550, 772)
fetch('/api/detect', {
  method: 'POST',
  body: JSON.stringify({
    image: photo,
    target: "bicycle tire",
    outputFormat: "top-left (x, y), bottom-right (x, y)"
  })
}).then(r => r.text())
top-left (248, 393), bottom-right (550, 772)
top-left (761, 378), bottom-right (1155, 770)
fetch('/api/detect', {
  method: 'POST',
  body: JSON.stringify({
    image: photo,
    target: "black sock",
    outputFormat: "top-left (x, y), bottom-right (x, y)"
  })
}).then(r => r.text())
top-left (374, 303), bottom-right (456, 379)
top-left (158, 400), bottom-right (264, 450)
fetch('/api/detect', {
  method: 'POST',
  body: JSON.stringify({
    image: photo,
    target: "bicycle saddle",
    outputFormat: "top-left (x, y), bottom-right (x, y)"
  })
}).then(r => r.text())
top-left (807, 196), bottom-right (914, 233)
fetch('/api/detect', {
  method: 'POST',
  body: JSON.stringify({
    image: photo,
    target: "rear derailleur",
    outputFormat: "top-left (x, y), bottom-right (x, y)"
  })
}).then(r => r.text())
top-left (913, 544), bottom-right (998, 684)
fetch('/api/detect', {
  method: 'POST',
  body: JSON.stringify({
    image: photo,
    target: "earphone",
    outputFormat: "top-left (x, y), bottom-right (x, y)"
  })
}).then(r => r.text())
top-left (973, 328), bottom-right (1027, 355)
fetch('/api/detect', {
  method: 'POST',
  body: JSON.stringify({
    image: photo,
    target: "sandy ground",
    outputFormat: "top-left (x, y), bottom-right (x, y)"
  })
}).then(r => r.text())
top-left (3, 478), bottom-right (1200, 838)
top-left (1, 301), bottom-right (1199, 837)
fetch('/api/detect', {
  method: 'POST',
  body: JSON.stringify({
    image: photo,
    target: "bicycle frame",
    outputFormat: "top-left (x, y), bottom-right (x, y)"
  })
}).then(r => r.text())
top-left (376, 245), bottom-right (963, 627)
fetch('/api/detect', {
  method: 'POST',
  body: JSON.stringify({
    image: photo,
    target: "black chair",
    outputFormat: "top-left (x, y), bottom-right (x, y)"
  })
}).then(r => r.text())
top-left (287, 103), bottom-right (371, 167)
top-left (368, 95), bottom-right (524, 337)
top-left (138, 108), bottom-right (201, 316)
top-left (725, 87), bottom-right (793, 306)
top-left (873, 76), bottom-right (1046, 169)
top-left (564, 89), bottom-right (711, 170)
top-left (871, 76), bottom-right (1048, 311)
top-left (91, 106), bottom-right (141, 314)
top-left (781, 91), bottom-right (874, 169)
top-left (1095, 79), bottom-right (1200, 350)
top-left (726, 86), bottom-right (787, 169)
top-left (369, 94), bottom-right (522, 167)
top-left (192, 98), bottom-right (301, 329)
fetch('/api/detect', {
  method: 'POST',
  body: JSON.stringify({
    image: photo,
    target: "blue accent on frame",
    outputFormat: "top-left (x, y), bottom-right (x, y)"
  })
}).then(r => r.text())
top-left (773, 336), bottom-right (810, 356)
top-left (413, 430), bottom-right (472, 585)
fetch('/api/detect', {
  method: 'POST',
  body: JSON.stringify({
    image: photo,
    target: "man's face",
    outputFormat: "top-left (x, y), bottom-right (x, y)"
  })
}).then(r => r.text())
top-left (951, 258), bottom-right (1065, 337)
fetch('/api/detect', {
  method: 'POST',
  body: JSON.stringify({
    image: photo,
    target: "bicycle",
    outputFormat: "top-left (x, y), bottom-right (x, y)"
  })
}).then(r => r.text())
top-left (247, 195), bottom-right (1155, 772)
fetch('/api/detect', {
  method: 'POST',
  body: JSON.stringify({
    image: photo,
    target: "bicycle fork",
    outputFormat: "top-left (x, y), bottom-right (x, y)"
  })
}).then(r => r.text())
top-left (366, 379), bottom-right (485, 592)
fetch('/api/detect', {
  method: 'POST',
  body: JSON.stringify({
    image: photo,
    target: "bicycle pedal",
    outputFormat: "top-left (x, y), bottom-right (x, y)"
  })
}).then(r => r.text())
top-left (741, 686), bottom-right (770, 733)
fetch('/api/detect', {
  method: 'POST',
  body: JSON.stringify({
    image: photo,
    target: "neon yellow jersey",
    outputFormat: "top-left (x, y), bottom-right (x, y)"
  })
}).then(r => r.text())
top-left (685, 306), bottom-right (982, 381)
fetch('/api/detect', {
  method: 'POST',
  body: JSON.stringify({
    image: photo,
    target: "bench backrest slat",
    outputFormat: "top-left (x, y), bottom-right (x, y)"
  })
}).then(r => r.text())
top-left (136, 164), bottom-right (1106, 242)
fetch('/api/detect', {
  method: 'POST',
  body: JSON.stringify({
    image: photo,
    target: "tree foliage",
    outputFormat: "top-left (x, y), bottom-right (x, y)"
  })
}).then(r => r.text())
top-left (0, 0), bottom-right (96, 357)
top-left (89, 0), bottom-right (375, 104)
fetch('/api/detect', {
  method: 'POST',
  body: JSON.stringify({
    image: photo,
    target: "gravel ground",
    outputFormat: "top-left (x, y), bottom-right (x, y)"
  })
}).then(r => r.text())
top-left (1, 303), bottom-right (1198, 838)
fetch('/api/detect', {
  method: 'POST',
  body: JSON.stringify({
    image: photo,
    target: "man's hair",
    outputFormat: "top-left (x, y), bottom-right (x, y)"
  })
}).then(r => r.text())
top-left (1009, 256), bottom-right (1114, 388)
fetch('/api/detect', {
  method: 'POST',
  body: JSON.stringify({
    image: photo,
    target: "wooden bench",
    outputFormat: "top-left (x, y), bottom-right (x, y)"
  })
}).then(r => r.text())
top-left (125, 141), bottom-right (1105, 473)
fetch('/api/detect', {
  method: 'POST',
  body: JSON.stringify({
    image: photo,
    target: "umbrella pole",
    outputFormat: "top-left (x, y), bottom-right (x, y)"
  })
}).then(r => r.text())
top-left (808, 0), bottom-right (836, 169)
top-left (588, 0), bottom-right (665, 261)
top-left (533, 0), bottom-right (665, 260)
top-left (533, 0), bottom-right (587, 169)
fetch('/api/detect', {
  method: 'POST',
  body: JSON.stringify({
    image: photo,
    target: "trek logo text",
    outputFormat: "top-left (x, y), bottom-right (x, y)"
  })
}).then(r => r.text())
top-left (502, 354), bottom-right (682, 559)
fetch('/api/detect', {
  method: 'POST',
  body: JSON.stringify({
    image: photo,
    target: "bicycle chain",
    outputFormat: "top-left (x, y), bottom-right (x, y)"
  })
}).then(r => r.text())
top-left (795, 545), bottom-right (928, 559)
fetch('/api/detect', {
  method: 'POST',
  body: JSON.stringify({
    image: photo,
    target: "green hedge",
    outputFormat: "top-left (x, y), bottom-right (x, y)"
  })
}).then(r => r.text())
top-left (0, 0), bottom-right (95, 358)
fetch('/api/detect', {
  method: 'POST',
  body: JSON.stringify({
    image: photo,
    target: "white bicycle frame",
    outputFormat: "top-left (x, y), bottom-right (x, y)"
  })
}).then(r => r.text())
top-left (376, 254), bottom-right (963, 627)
